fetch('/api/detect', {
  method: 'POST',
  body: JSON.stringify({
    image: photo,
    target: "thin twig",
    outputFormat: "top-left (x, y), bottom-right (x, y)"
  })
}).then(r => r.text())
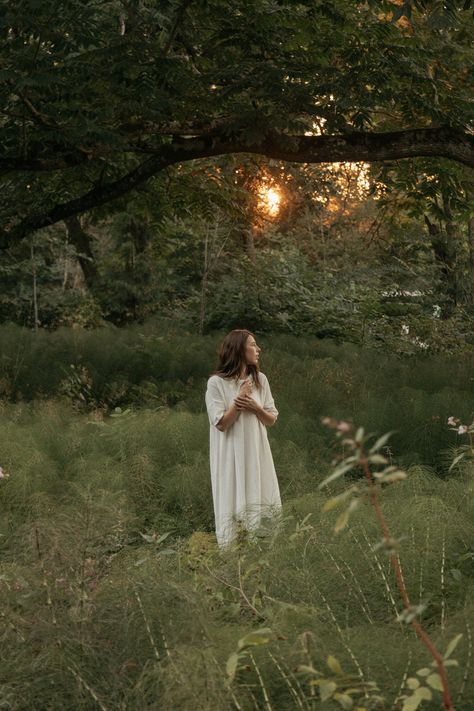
top-left (249, 651), bottom-right (273, 711)
top-left (354, 528), bottom-right (399, 618)
top-left (134, 587), bottom-right (160, 660)
top-left (360, 452), bottom-right (455, 711)
top-left (267, 650), bottom-right (306, 710)
top-left (68, 666), bottom-right (110, 711)
top-left (441, 530), bottom-right (446, 633)
top-left (316, 586), bottom-right (367, 696)
top-left (392, 651), bottom-right (412, 708)
top-left (204, 563), bottom-right (262, 618)
top-left (456, 616), bottom-right (472, 704)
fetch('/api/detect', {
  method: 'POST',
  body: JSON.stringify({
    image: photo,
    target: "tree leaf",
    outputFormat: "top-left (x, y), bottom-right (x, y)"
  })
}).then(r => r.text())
top-left (414, 686), bottom-right (432, 700)
top-left (320, 680), bottom-right (337, 702)
top-left (295, 664), bottom-right (320, 675)
top-left (334, 692), bottom-right (354, 710)
top-left (319, 460), bottom-right (357, 489)
top-left (416, 668), bottom-right (431, 677)
top-left (369, 431), bottom-right (394, 454)
top-left (449, 452), bottom-right (466, 471)
top-left (368, 453), bottom-right (388, 465)
top-left (334, 511), bottom-right (350, 533)
top-left (322, 488), bottom-right (355, 512)
top-left (327, 655), bottom-right (343, 674)
top-left (226, 652), bottom-right (240, 682)
top-left (426, 673), bottom-right (443, 691)
top-left (237, 628), bottom-right (272, 650)
top-left (444, 633), bottom-right (463, 659)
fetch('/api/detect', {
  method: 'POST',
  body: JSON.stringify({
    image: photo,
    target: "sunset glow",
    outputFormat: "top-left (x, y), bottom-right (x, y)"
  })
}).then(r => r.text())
top-left (257, 185), bottom-right (282, 218)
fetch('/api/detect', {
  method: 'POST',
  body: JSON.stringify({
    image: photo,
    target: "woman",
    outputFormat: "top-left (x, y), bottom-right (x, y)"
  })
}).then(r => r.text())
top-left (205, 329), bottom-right (281, 547)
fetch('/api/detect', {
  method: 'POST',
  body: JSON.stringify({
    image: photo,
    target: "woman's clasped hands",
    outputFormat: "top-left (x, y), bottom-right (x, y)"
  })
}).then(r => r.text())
top-left (234, 380), bottom-right (260, 414)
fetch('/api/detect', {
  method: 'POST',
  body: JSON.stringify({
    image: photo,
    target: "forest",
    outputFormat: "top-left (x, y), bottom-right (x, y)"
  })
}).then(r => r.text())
top-left (1, 1), bottom-right (474, 710)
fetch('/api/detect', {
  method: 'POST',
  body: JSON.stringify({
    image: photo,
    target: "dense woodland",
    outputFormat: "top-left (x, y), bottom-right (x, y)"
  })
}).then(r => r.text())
top-left (1, 1), bottom-right (474, 710)
top-left (0, 0), bottom-right (473, 351)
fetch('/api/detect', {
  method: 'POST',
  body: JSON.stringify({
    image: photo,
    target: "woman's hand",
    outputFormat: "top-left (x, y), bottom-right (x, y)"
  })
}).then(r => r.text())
top-left (234, 393), bottom-right (277, 427)
top-left (216, 381), bottom-right (252, 431)
top-left (238, 380), bottom-right (253, 397)
top-left (234, 380), bottom-right (253, 411)
top-left (234, 394), bottom-right (259, 413)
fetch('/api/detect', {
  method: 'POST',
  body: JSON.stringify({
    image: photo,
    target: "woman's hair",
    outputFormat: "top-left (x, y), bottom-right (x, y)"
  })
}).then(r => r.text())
top-left (213, 329), bottom-right (261, 387)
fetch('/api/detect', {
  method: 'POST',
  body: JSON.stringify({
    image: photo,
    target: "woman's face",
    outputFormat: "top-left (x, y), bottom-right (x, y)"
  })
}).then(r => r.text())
top-left (244, 335), bottom-right (261, 366)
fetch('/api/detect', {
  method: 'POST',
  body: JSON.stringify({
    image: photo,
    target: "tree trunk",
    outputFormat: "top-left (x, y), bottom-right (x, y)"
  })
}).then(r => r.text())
top-left (244, 227), bottom-right (256, 262)
top-left (468, 215), bottom-right (474, 307)
top-left (424, 214), bottom-right (456, 313)
top-left (199, 227), bottom-right (209, 335)
top-left (64, 216), bottom-right (98, 288)
top-left (443, 196), bottom-right (458, 306)
top-left (31, 242), bottom-right (39, 332)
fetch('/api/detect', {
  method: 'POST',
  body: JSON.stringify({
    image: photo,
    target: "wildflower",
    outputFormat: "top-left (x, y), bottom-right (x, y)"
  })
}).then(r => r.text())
top-left (458, 425), bottom-right (468, 435)
top-left (336, 421), bottom-right (352, 433)
top-left (0, 466), bottom-right (6, 479)
top-left (447, 416), bottom-right (459, 426)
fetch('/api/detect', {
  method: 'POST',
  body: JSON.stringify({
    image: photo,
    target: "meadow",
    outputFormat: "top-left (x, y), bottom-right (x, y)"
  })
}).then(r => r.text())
top-left (1, 321), bottom-right (473, 710)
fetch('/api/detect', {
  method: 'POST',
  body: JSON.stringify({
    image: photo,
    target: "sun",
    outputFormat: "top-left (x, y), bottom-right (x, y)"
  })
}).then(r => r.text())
top-left (266, 188), bottom-right (281, 216)
top-left (257, 184), bottom-right (282, 218)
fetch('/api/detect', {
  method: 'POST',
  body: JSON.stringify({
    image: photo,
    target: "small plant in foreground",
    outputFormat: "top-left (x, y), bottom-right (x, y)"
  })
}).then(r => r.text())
top-left (320, 418), bottom-right (460, 711)
top-left (447, 415), bottom-right (474, 470)
top-left (58, 364), bottom-right (96, 412)
top-left (296, 652), bottom-right (382, 710)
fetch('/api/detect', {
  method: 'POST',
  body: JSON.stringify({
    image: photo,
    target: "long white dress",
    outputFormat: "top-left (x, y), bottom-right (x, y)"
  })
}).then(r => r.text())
top-left (205, 372), bottom-right (282, 547)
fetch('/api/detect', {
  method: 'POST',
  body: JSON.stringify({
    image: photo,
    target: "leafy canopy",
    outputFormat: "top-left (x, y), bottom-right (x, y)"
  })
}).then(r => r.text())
top-left (0, 0), bottom-right (472, 239)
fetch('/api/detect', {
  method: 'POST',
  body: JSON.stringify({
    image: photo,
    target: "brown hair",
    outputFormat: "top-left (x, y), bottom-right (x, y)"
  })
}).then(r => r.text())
top-left (213, 329), bottom-right (261, 388)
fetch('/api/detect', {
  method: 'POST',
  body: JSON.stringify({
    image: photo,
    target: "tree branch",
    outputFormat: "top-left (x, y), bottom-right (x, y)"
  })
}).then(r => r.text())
top-left (2, 126), bottom-right (473, 246)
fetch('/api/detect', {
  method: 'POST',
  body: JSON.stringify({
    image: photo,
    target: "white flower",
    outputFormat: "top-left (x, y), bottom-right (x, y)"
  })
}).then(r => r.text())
top-left (458, 425), bottom-right (468, 435)
top-left (0, 467), bottom-right (5, 479)
top-left (447, 416), bottom-right (457, 426)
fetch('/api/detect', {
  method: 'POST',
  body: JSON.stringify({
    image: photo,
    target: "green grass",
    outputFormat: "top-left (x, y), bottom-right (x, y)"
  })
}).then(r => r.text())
top-left (1, 399), bottom-right (474, 709)
top-left (1, 321), bottom-right (474, 473)
top-left (1, 323), bottom-right (474, 709)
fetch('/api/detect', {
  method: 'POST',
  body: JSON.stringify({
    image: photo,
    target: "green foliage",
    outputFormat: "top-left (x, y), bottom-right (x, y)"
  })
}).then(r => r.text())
top-left (3, 323), bottom-right (474, 472)
top-left (1, 398), bottom-right (474, 708)
top-left (1, 324), bottom-right (474, 707)
top-left (1, 0), bottom-right (472, 236)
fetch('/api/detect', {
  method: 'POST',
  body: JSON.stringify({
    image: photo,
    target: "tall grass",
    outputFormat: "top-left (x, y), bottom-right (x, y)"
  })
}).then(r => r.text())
top-left (1, 321), bottom-right (474, 472)
top-left (1, 322), bottom-right (474, 708)
top-left (1, 395), bottom-right (474, 709)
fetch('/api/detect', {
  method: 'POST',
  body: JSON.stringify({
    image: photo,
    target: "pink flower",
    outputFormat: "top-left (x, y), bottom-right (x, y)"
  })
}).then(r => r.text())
top-left (447, 416), bottom-right (458, 426)
top-left (336, 421), bottom-right (352, 433)
top-left (458, 425), bottom-right (468, 435)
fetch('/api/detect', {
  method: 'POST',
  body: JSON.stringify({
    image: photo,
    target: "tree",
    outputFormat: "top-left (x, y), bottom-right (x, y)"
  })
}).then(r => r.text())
top-left (0, 0), bottom-right (472, 246)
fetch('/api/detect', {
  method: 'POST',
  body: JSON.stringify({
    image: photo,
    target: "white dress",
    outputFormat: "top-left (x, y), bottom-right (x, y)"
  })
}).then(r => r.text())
top-left (205, 372), bottom-right (282, 547)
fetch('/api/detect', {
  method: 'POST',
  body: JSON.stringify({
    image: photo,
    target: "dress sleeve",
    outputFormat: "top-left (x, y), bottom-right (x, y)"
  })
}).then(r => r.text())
top-left (205, 376), bottom-right (226, 427)
top-left (262, 374), bottom-right (278, 419)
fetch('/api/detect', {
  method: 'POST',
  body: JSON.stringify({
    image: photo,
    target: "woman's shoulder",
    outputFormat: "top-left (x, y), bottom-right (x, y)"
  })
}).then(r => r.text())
top-left (207, 374), bottom-right (227, 386)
